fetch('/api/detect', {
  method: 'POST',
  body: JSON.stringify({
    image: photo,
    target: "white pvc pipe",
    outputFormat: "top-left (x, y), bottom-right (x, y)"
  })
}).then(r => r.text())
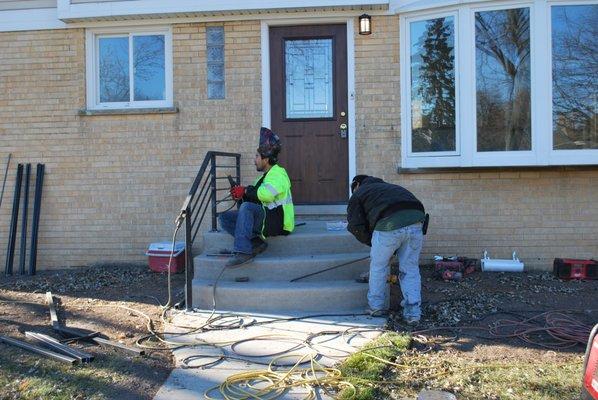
top-left (481, 251), bottom-right (524, 272)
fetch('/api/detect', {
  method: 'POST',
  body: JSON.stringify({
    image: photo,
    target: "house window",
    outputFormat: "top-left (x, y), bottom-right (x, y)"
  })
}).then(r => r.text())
top-left (206, 26), bottom-right (225, 99)
top-left (400, 1), bottom-right (598, 168)
top-left (86, 27), bottom-right (172, 110)
top-left (475, 8), bottom-right (531, 152)
top-left (552, 5), bottom-right (598, 150)
top-left (410, 16), bottom-right (456, 154)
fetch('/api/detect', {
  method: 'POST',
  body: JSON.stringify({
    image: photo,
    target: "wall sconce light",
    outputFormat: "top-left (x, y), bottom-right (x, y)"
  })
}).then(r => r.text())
top-left (359, 14), bottom-right (372, 35)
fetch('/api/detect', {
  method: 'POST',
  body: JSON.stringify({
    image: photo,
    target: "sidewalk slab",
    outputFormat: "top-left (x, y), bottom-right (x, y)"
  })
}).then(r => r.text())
top-left (154, 310), bottom-right (386, 400)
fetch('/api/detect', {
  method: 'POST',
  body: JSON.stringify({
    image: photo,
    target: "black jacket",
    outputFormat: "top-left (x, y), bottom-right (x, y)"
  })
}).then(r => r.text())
top-left (347, 176), bottom-right (425, 246)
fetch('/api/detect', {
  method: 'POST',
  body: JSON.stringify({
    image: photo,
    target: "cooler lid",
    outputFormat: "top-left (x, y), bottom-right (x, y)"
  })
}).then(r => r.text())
top-left (148, 241), bottom-right (185, 253)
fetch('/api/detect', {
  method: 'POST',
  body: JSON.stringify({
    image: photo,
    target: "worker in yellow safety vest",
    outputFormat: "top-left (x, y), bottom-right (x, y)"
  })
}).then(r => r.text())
top-left (218, 127), bottom-right (294, 267)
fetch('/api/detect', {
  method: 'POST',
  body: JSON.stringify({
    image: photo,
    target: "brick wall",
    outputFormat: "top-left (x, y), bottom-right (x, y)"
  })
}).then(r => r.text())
top-left (0, 22), bottom-right (263, 269)
top-left (354, 16), bottom-right (598, 269)
top-left (0, 17), bottom-right (596, 271)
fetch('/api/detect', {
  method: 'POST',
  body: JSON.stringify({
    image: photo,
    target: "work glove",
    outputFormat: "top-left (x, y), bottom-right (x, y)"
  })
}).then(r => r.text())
top-left (230, 185), bottom-right (246, 200)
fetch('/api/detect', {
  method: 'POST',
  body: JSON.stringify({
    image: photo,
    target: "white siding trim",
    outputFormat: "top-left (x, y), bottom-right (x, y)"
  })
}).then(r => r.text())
top-left (0, 8), bottom-right (65, 31)
top-left (58, 0), bottom-right (388, 22)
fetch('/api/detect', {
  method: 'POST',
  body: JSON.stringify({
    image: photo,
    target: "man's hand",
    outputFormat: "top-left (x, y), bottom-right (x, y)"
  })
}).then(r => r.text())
top-left (230, 185), bottom-right (246, 200)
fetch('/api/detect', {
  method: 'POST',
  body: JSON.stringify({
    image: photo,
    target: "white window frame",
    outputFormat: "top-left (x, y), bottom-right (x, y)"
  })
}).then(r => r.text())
top-left (404, 11), bottom-right (460, 160)
top-left (399, 0), bottom-right (598, 168)
top-left (85, 26), bottom-right (173, 110)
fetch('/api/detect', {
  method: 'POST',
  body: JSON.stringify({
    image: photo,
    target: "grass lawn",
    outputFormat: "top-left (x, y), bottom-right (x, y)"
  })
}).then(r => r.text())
top-left (336, 332), bottom-right (585, 400)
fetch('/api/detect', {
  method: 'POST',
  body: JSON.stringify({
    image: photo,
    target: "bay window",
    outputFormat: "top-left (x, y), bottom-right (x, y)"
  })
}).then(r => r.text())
top-left (400, 1), bottom-right (597, 168)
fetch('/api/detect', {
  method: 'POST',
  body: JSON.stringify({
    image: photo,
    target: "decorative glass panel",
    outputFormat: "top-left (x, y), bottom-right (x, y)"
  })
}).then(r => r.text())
top-left (476, 8), bottom-right (531, 152)
top-left (410, 17), bottom-right (456, 153)
top-left (285, 39), bottom-right (333, 119)
top-left (207, 26), bottom-right (225, 99)
top-left (133, 35), bottom-right (165, 101)
top-left (99, 37), bottom-right (129, 103)
top-left (552, 5), bottom-right (598, 150)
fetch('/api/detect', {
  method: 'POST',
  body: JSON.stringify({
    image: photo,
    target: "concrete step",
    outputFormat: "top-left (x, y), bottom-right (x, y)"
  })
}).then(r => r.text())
top-left (295, 205), bottom-right (347, 221)
top-left (194, 252), bottom-right (370, 282)
top-left (191, 279), bottom-right (369, 313)
top-left (203, 220), bottom-right (367, 256)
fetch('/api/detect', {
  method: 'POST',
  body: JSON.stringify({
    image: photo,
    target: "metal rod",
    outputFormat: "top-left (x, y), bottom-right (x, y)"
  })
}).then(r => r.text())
top-left (290, 256), bottom-right (371, 283)
top-left (210, 156), bottom-right (217, 231)
top-left (25, 331), bottom-right (94, 363)
top-left (18, 164), bottom-right (31, 275)
top-left (5, 164), bottom-right (23, 276)
top-left (0, 153), bottom-right (11, 210)
top-left (46, 291), bottom-right (59, 328)
top-left (185, 202), bottom-right (193, 312)
top-left (53, 325), bottom-right (145, 356)
top-left (0, 335), bottom-right (77, 364)
top-left (29, 163), bottom-right (44, 275)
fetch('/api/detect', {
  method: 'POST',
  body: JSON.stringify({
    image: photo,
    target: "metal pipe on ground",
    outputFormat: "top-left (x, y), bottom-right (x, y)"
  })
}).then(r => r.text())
top-left (25, 331), bottom-right (94, 363)
top-left (29, 163), bottom-right (44, 276)
top-left (5, 164), bottom-right (23, 276)
top-left (54, 325), bottom-right (145, 357)
top-left (18, 163), bottom-right (31, 275)
top-left (0, 335), bottom-right (77, 364)
top-left (46, 292), bottom-right (60, 328)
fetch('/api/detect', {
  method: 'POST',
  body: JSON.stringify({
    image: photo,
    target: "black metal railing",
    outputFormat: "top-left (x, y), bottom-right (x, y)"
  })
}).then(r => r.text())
top-left (183, 151), bottom-right (240, 310)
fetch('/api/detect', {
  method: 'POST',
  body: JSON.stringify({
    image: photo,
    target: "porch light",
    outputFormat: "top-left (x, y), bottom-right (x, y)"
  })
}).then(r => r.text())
top-left (359, 14), bottom-right (372, 35)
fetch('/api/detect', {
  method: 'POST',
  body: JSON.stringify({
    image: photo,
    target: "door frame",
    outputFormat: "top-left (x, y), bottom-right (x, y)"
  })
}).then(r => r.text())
top-left (260, 17), bottom-right (356, 201)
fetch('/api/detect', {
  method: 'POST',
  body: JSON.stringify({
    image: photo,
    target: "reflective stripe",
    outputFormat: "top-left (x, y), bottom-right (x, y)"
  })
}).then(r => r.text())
top-left (263, 183), bottom-right (279, 197)
top-left (264, 195), bottom-right (293, 210)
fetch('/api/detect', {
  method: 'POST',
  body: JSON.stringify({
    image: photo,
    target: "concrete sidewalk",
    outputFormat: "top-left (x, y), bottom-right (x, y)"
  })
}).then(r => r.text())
top-left (153, 310), bottom-right (386, 400)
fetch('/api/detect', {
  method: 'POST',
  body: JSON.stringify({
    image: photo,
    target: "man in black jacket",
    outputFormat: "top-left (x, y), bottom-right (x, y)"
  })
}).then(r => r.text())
top-left (347, 175), bottom-right (427, 323)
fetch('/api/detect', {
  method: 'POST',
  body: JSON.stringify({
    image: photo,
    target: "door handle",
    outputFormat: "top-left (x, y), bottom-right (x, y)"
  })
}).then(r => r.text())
top-left (339, 123), bottom-right (348, 139)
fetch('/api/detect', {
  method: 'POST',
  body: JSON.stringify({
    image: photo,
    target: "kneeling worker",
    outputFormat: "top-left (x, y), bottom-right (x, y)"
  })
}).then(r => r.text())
top-left (347, 175), bottom-right (427, 324)
top-left (219, 127), bottom-right (295, 267)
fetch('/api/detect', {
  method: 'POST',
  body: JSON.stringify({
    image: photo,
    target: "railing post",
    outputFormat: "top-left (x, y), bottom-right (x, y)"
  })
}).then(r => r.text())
top-left (184, 203), bottom-right (193, 312)
top-left (210, 155), bottom-right (218, 231)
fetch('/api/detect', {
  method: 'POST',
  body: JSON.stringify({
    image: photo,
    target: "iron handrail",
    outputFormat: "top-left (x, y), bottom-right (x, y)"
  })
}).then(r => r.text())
top-left (184, 151), bottom-right (240, 310)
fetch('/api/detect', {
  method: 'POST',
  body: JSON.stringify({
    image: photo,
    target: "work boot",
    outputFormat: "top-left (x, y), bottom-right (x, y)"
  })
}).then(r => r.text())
top-left (403, 316), bottom-right (420, 326)
top-left (225, 253), bottom-right (254, 268)
top-left (251, 237), bottom-right (268, 256)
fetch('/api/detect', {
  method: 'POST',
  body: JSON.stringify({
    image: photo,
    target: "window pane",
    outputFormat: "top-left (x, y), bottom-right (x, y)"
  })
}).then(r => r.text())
top-left (552, 5), bottom-right (598, 150)
top-left (99, 37), bottom-right (129, 103)
top-left (206, 26), bottom-right (225, 100)
top-left (208, 82), bottom-right (225, 100)
top-left (133, 35), bottom-right (165, 101)
top-left (476, 8), bottom-right (531, 152)
top-left (285, 39), bottom-right (333, 119)
top-left (207, 26), bottom-right (224, 45)
top-left (410, 17), bottom-right (456, 153)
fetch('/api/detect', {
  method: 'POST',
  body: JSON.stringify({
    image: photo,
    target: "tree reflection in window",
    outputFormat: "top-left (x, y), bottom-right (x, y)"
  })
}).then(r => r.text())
top-left (476, 8), bottom-right (531, 152)
top-left (410, 17), bottom-right (455, 153)
top-left (552, 5), bottom-right (597, 150)
top-left (133, 35), bottom-right (165, 101)
top-left (99, 37), bottom-right (129, 103)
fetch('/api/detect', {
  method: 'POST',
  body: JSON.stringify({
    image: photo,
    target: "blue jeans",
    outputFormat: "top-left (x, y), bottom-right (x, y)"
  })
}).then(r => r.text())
top-left (218, 202), bottom-right (265, 255)
top-left (369, 223), bottom-right (424, 319)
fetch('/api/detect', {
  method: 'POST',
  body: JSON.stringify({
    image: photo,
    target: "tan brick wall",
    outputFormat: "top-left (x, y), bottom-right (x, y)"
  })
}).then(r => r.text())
top-left (0, 22), bottom-right (263, 269)
top-left (1, 17), bottom-right (596, 271)
top-left (354, 15), bottom-right (598, 270)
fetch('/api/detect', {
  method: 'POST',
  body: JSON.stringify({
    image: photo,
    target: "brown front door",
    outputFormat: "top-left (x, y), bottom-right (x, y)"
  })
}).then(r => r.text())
top-left (270, 24), bottom-right (349, 204)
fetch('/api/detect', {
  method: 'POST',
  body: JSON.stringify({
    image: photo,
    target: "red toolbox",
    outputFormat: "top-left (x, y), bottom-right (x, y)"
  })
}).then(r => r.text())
top-left (146, 242), bottom-right (185, 273)
top-left (553, 258), bottom-right (597, 280)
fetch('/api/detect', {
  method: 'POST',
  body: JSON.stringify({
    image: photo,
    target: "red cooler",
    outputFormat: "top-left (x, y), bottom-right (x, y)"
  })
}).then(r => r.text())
top-left (146, 242), bottom-right (185, 273)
